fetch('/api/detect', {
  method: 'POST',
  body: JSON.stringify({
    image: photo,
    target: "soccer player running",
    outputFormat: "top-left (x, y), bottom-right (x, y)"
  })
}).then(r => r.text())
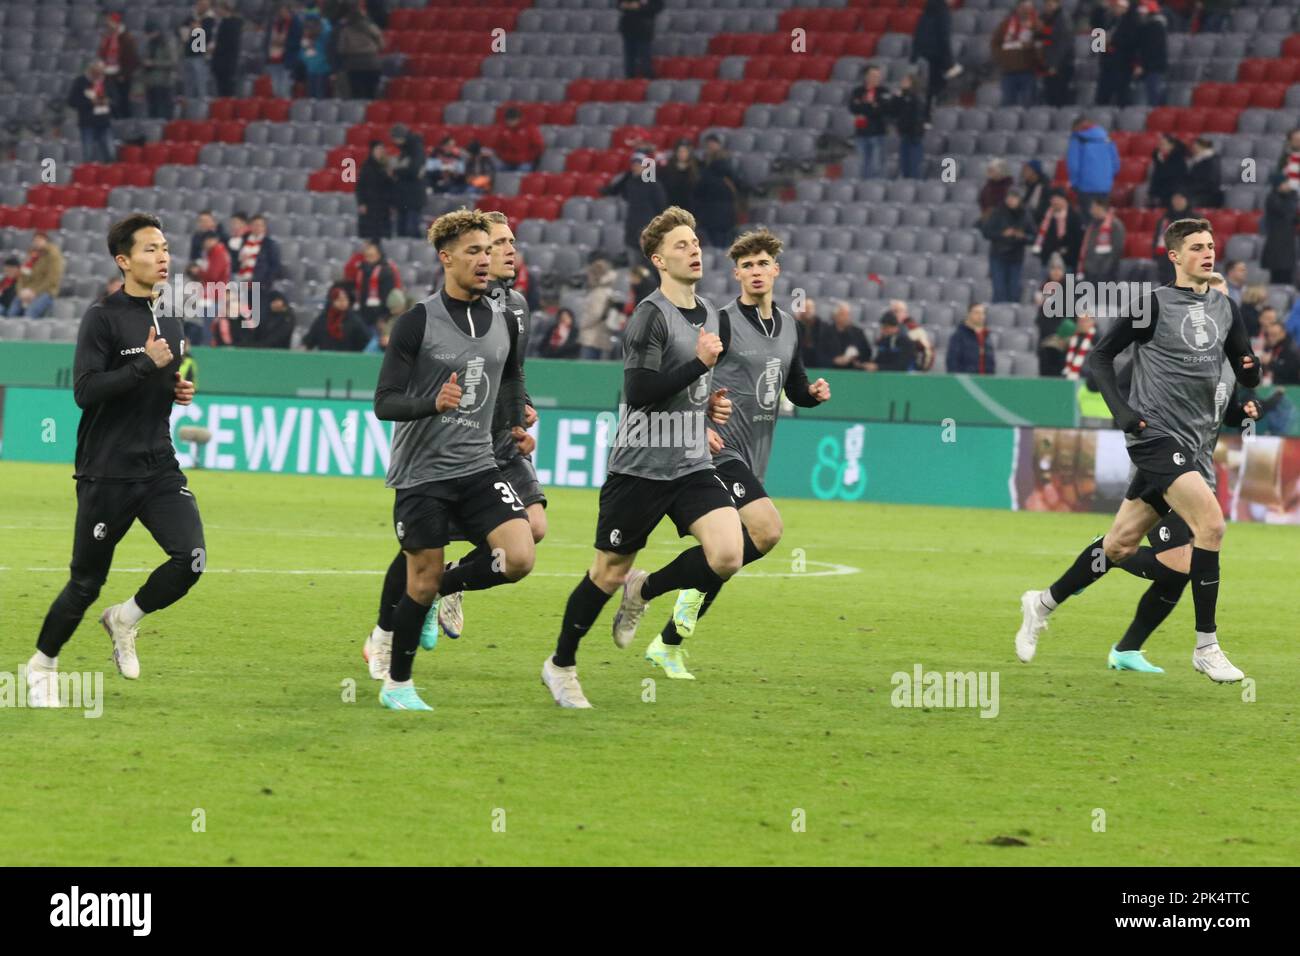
top-left (1015, 219), bottom-right (1261, 682)
top-left (363, 211), bottom-right (542, 674)
top-left (644, 228), bottom-right (830, 678)
top-left (541, 206), bottom-right (738, 708)
top-left (25, 213), bottom-right (204, 706)
top-left (370, 209), bottom-right (534, 711)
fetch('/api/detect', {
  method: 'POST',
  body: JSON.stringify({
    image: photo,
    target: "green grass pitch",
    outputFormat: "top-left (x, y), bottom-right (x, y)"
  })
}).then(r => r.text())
top-left (1, 460), bottom-right (1297, 866)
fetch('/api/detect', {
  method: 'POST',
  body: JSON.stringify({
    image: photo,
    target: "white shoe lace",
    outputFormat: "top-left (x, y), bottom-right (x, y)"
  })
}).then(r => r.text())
top-left (560, 670), bottom-right (587, 705)
top-left (1198, 645), bottom-right (1235, 671)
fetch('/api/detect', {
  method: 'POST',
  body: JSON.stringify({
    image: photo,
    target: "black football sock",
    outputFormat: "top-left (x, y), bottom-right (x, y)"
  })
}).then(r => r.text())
top-left (1048, 538), bottom-right (1115, 606)
top-left (553, 574), bottom-right (613, 667)
top-left (449, 545), bottom-right (486, 570)
top-left (1189, 546), bottom-right (1220, 636)
top-left (439, 550), bottom-right (511, 595)
top-left (641, 546), bottom-right (725, 601)
top-left (740, 527), bottom-right (764, 565)
top-left (377, 551), bottom-right (405, 632)
top-left (1116, 576), bottom-right (1188, 651)
top-left (389, 593), bottom-right (431, 683)
top-left (1116, 546), bottom-right (1164, 581)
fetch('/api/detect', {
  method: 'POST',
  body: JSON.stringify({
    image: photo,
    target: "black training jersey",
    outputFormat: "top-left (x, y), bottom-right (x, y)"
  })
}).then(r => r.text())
top-left (72, 289), bottom-right (187, 481)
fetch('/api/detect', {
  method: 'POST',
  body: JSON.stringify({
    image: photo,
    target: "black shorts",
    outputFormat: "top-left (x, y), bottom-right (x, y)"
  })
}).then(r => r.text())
top-left (1124, 435), bottom-right (1199, 516)
top-left (1147, 512), bottom-right (1192, 553)
top-left (499, 453), bottom-right (546, 508)
top-left (393, 467), bottom-right (528, 551)
top-left (714, 457), bottom-right (768, 505)
top-left (594, 468), bottom-right (736, 555)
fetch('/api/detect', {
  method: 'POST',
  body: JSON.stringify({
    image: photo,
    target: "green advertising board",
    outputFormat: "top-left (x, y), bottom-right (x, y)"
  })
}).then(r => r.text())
top-left (0, 387), bottom-right (1013, 508)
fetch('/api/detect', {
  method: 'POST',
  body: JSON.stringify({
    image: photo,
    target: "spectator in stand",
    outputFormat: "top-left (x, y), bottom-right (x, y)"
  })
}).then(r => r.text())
top-left (1261, 175), bottom-right (1298, 286)
top-left (181, 0), bottom-right (216, 100)
top-left (388, 125), bottom-right (426, 238)
top-left (300, 14), bottom-right (332, 98)
top-left (189, 210), bottom-right (226, 262)
top-left (304, 283), bottom-right (369, 351)
top-left (694, 134), bottom-right (743, 248)
top-left (426, 135), bottom-right (467, 194)
top-left (1067, 115), bottom-right (1121, 208)
top-left (661, 140), bottom-right (700, 212)
top-left (236, 214), bottom-right (283, 301)
top-left (461, 140), bottom-right (496, 196)
top-left (1151, 191), bottom-right (1193, 283)
top-left (1184, 136), bottom-right (1223, 208)
top-left (848, 64), bottom-right (891, 179)
top-left (336, 1), bottom-right (383, 100)
top-left (893, 73), bottom-right (927, 179)
top-left (0, 257), bottom-right (20, 313)
top-left (264, 3), bottom-right (303, 100)
top-left (1063, 312), bottom-right (1097, 380)
top-left (578, 257), bottom-right (619, 360)
top-left (1079, 196), bottom-right (1125, 282)
top-left (356, 140), bottom-right (393, 239)
top-left (911, 0), bottom-right (959, 119)
top-left (629, 261), bottom-right (656, 305)
top-left (247, 291), bottom-right (295, 349)
top-left (819, 301), bottom-right (874, 370)
top-left (991, 0), bottom-right (1039, 107)
top-left (1260, 315), bottom-right (1300, 386)
top-left (1021, 159), bottom-right (1050, 223)
top-left (207, 293), bottom-right (245, 347)
top-left (886, 299), bottom-right (935, 371)
top-left (101, 275), bottom-right (124, 302)
top-left (603, 152), bottom-right (667, 264)
top-left (1192, 0), bottom-right (1231, 34)
top-left (1037, 0), bottom-right (1074, 107)
top-left (365, 289), bottom-right (407, 354)
top-left (946, 303), bottom-right (997, 374)
top-left (354, 240), bottom-right (401, 328)
top-left (210, 2), bottom-right (243, 98)
top-left (1031, 188), bottom-right (1084, 271)
top-left (1240, 284), bottom-right (1267, 338)
top-left (617, 0), bottom-right (664, 79)
top-left (98, 12), bottom-right (139, 118)
top-left (1135, 0), bottom-right (1168, 106)
top-left (1035, 253), bottom-right (1071, 376)
top-left (1095, 0), bottom-right (1140, 107)
top-left (1275, 128), bottom-right (1300, 191)
top-left (515, 249), bottom-right (540, 314)
top-left (1222, 259), bottom-right (1246, 306)
top-left (68, 60), bottom-right (114, 164)
top-left (6, 233), bottom-right (64, 318)
top-left (496, 107), bottom-right (545, 172)
top-left (140, 21), bottom-right (178, 120)
top-left (540, 307), bottom-right (582, 359)
top-left (981, 188), bottom-right (1035, 303)
top-left (978, 158), bottom-right (1014, 221)
top-left (795, 297), bottom-right (828, 369)
top-left (871, 312), bottom-right (919, 371)
top-left (226, 210), bottom-right (249, 260)
top-left (188, 230), bottom-right (230, 342)
top-left (1147, 132), bottom-right (1188, 209)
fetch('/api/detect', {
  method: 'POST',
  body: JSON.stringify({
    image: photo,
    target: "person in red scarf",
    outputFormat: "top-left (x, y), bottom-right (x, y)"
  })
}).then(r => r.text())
top-left (304, 283), bottom-right (369, 351)
top-left (0, 257), bottom-right (20, 313)
top-left (1079, 196), bottom-right (1125, 282)
top-left (496, 107), bottom-right (545, 172)
top-left (1064, 313), bottom-right (1097, 380)
top-left (946, 303), bottom-right (998, 374)
top-left (263, 3), bottom-right (303, 99)
top-left (991, 0), bottom-right (1039, 107)
top-left (539, 307), bottom-right (581, 358)
top-left (67, 60), bottom-right (115, 163)
top-left (187, 231), bottom-right (230, 345)
top-left (847, 64), bottom-right (891, 178)
top-left (1030, 188), bottom-right (1084, 271)
top-left (98, 12), bottom-right (140, 118)
top-left (353, 240), bottom-right (401, 328)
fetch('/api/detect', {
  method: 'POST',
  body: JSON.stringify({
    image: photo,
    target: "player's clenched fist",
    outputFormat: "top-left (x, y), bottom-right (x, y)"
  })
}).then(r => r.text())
top-left (511, 425), bottom-right (536, 456)
top-left (809, 378), bottom-right (831, 402)
top-left (707, 387), bottom-right (731, 425)
top-left (695, 327), bottom-right (723, 367)
top-left (145, 326), bottom-right (173, 368)
top-left (436, 371), bottom-right (463, 412)
top-left (172, 372), bottom-right (195, 406)
top-left (706, 427), bottom-right (723, 455)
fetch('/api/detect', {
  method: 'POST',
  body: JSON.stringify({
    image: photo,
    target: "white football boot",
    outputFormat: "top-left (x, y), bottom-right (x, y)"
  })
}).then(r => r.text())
top-left (362, 626), bottom-right (392, 681)
top-left (1015, 590), bottom-right (1051, 663)
top-left (100, 604), bottom-right (141, 679)
top-left (541, 657), bottom-right (592, 709)
top-left (25, 654), bottom-right (62, 708)
top-left (1192, 644), bottom-right (1244, 683)
top-left (611, 569), bottom-right (649, 649)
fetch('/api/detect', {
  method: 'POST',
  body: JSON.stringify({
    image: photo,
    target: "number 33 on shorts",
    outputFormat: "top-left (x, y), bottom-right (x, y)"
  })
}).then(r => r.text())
top-left (494, 480), bottom-right (525, 511)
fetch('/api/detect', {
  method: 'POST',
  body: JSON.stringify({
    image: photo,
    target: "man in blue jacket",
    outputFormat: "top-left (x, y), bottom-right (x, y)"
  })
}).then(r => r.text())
top-left (1067, 116), bottom-right (1121, 209)
top-left (946, 303), bottom-right (997, 375)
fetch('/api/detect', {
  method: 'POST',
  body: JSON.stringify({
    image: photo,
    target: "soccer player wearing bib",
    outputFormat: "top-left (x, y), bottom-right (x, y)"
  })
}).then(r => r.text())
top-left (1016, 220), bottom-right (1261, 683)
top-left (370, 209), bottom-right (533, 711)
top-left (647, 228), bottom-right (830, 679)
top-left (541, 206), bottom-right (738, 708)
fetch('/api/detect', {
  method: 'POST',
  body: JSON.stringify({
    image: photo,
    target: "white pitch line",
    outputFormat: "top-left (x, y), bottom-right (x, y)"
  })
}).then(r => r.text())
top-left (0, 560), bottom-right (861, 580)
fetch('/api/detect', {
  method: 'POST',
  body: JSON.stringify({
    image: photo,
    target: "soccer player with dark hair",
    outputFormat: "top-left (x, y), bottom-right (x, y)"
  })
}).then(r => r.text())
top-left (364, 211), bottom-right (542, 673)
top-left (369, 208), bottom-right (534, 711)
top-left (541, 206), bottom-right (738, 708)
top-left (1016, 220), bottom-right (1261, 683)
top-left (24, 213), bottom-right (204, 706)
top-left (644, 228), bottom-right (830, 678)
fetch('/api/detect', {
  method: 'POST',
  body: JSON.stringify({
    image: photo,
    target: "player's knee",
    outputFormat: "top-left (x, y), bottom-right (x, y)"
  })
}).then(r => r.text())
top-left (1191, 515), bottom-right (1225, 548)
top-left (1103, 537), bottom-right (1137, 564)
top-left (751, 518), bottom-right (783, 554)
top-left (66, 571), bottom-right (106, 609)
top-left (707, 546), bottom-right (744, 581)
top-left (529, 511), bottom-right (547, 544)
top-left (503, 548), bottom-right (534, 581)
top-left (410, 568), bottom-right (441, 605)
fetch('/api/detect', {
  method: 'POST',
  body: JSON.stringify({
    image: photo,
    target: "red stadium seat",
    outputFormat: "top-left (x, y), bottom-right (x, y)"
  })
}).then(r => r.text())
top-left (1237, 59), bottom-right (1270, 84)
top-left (526, 196), bottom-right (562, 220)
top-left (1124, 233), bottom-right (1149, 259)
top-left (1219, 86), bottom-right (1251, 110)
top-left (1250, 84), bottom-right (1286, 109)
top-left (233, 98), bottom-right (262, 121)
top-left (1282, 34), bottom-right (1300, 58)
top-left (31, 207), bottom-right (62, 231)
top-left (842, 33), bottom-right (879, 57)
top-left (208, 98), bottom-right (237, 121)
top-left (216, 121), bottom-right (246, 143)
top-left (889, 9), bottom-right (922, 33)
top-left (366, 101), bottom-right (393, 124)
top-left (99, 165), bottom-right (127, 188)
top-left (171, 142), bottom-right (201, 164)
top-left (262, 99), bottom-right (290, 122)
top-left (1145, 107), bottom-right (1178, 133)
